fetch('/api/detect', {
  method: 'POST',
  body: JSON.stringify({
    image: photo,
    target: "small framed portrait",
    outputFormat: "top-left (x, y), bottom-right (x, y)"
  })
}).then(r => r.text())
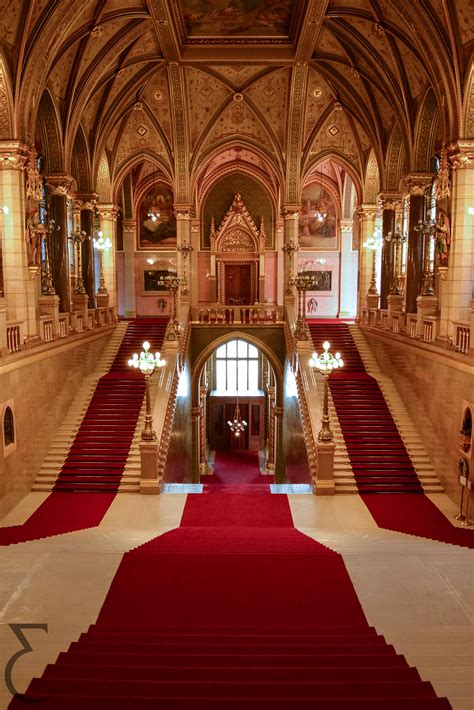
top-left (143, 270), bottom-right (170, 292)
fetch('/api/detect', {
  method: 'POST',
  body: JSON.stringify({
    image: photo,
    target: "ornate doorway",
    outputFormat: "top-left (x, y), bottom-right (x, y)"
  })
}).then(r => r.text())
top-left (224, 263), bottom-right (253, 305)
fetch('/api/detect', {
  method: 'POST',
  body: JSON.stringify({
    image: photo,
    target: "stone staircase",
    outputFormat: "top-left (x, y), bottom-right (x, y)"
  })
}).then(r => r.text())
top-left (349, 326), bottom-right (443, 493)
top-left (32, 324), bottom-right (134, 492)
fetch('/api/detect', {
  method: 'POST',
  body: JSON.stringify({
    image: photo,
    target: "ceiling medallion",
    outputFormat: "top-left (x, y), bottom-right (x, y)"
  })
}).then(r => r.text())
top-left (334, 102), bottom-right (343, 111)
top-left (313, 87), bottom-right (323, 98)
top-left (137, 125), bottom-right (148, 137)
top-left (154, 90), bottom-right (164, 102)
top-left (350, 67), bottom-right (360, 79)
top-left (328, 125), bottom-right (339, 136)
top-left (233, 93), bottom-right (244, 102)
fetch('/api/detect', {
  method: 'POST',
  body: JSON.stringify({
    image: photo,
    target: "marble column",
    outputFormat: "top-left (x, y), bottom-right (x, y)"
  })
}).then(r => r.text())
top-left (379, 192), bottom-right (401, 309)
top-left (97, 204), bottom-right (119, 310)
top-left (440, 142), bottom-right (474, 341)
top-left (122, 219), bottom-right (137, 318)
top-left (75, 193), bottom-right (97, 309)
top-left (403, 174), bottom-right (432, 315)
top-left (0, 141), bottom-right (39, 340)
top-left (47, 175), bottom-right (73, 313)
top-left (357, 204), bottom-right (377, 313)
top-left (283, 206), bottom-right (300, 300)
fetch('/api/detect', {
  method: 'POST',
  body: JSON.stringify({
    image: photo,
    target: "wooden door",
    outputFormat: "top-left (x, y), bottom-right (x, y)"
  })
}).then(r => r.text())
top-left (225, 264), bottom-right (252, 305)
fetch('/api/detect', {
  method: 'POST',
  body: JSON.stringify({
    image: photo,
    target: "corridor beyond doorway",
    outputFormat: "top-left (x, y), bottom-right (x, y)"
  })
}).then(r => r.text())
top-left (202, 450), bottom-right (274, 493)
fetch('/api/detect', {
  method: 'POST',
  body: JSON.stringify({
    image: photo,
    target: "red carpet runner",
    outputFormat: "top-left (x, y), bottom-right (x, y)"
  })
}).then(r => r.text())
top-left (0, 319), bottom-right (167, 546)
top-left (308, 320), bottom-right (474, 548)
top-left (10, 488), bottom-right (451, 708)
top-left (202, 449), bottom-right (274, 493)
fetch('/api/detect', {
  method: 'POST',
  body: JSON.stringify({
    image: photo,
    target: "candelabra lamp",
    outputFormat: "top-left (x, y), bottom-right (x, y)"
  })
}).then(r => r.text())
top-left (93, 231), bottom-right (112, 294)
top-left (282, 240), bottom-right (299, 295)
top-left (128, 341), bottom-right (166, 441)
top-left (176, 240), bottom-right (194, 296)
top-left (227, 398), bottom-right (247, 437)
top-left (385, 228), bottom-right (407, 296)
top-left (309, 341), bottom-right (344, 442)
top-left (41, 218), bottom-right (59, 295)
top-left (162, 271), bottom-right (182, 341)
top-left (71, 226), bottom-right (89, 294)
top-left (414, 218), bottom-right (436, 296)
top-left (291, 272), bottom-right (316, 341)
top-left (363, 231), bottom-right (382, 308)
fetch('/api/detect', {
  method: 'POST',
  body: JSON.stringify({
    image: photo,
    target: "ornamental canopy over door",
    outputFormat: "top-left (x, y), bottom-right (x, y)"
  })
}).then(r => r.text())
top-left (210, 194), bottom-right (266, 304)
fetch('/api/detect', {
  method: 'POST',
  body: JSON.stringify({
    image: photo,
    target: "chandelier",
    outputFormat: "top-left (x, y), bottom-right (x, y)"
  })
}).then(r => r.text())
top-left (227, 399), bottom-right (247, 437)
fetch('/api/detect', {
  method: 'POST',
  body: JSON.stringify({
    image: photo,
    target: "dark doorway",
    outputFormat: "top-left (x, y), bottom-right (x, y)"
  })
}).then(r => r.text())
top-left (225, 264), bottom-right (252, 305)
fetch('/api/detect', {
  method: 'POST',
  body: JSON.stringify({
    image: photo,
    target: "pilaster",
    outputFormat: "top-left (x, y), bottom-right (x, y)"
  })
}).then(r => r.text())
top-left (97, 204), bottom-right (119, 309)
top-left (403, 173), bottom-right (432, 314)
top-left (357, 204), bottom-right (378, 314)
top-left (283, 206), bottom-right (299, 300)
top-left (175, 207), bottom-right (192, 303)
top-left (122, 219), bottom-right (137, 318)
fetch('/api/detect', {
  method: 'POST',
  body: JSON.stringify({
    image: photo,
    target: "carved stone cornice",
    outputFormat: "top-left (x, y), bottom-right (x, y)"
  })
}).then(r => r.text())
top-left (403, 173), bottom-right (433, 196)
top-left (47, 174), bottom-right (74, 197)
top-left (378, 192), bottom-right (402, 211)
top-left (74, 192), bottom-right (98, 211)
top-left (447, 140), bottom-right (474, 171)
top-left (0, 141), bottom-right (29, 171)
top-left (97, 204), bottom-right (120, 221)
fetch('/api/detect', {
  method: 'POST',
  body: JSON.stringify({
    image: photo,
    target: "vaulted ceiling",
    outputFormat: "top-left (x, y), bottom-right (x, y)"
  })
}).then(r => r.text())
top-left (1, 0), bottom-right (473, 205)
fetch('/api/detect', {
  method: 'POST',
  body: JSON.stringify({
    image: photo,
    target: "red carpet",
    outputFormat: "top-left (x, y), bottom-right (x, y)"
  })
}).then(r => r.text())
top-left (0, 319), bottom-right (168, 546)
top-left (202, 450), bottom-right (274, 494)
top-left (10, 468), bottom-right (451, 708)
top-left (308, 321), bottom-right (474, 548)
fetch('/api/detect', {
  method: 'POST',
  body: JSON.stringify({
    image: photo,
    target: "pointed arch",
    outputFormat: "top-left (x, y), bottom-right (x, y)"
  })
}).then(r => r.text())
top-left (0, 50), bottom-right (14, 139)
top-left (71, 125), bottom-right (91, 191)
top-left (385, 125), bottom-right (407, 191)
top-left (303, 151), bottom-right (363, 206)
top-left (414, 88), bottom-right (439, 172)
top-left (463, 60), bottom-right (474, 139)
top-left (95, 151), bottom-right (112, 203)
top-left (363, 149), bottom-right (380, 204)
top-left (35, 90), bottom-right (64, 173)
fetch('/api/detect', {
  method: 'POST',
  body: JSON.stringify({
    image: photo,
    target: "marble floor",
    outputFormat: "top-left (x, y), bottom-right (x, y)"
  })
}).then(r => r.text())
top-left (0, 491), bottom-right (473, 710)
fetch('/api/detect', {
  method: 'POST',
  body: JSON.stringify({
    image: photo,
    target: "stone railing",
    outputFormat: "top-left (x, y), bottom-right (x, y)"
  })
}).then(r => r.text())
top-left (360, 307), bottom-right (472, 357)
top-left (2, 306), bottom-right (117, 357)
top-left (192, 303), bottom-right (283, 325)
top-left (453, 321), bottom-right (471, 354)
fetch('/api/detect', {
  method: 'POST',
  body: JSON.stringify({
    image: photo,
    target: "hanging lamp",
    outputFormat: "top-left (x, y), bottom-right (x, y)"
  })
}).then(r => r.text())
top-left (227, 398), bottom-right (247, 437)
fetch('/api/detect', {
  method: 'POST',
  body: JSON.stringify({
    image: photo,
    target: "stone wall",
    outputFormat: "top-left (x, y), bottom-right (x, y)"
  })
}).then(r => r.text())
top-left (363, 330), bottom-right (473, 503)
top-left (282, 359), bottom-right (311, 484)
top-left (0, 333), bottom-right (111, 518)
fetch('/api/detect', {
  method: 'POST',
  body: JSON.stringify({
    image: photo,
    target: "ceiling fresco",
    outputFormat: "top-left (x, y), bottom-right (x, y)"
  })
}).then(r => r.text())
top-left (0, 0), bottom-right (471, 212)
top-left (179, 0), bottom-right (298, 38)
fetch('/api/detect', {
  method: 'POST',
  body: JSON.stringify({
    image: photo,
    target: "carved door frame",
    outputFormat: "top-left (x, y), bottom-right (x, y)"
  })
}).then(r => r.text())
top-left (217, 259), bottom-right (257, 304)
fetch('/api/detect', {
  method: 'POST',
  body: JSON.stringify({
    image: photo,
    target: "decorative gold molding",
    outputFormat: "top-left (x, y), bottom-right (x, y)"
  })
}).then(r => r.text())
top-left (447, 140), bottom-right (474, 171)
top-left (97, 203), bottom-right (120, 222)
top-left (0, 141), bottom-right (29, 171)
top-left (378, 191), bottom-right (402, 211)
top-left (46, 174), bottom-right (74, 196)
top-left (403, 173), bottom-right (433, 196)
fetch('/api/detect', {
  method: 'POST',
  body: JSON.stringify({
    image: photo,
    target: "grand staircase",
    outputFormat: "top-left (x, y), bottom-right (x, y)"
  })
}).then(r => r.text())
top-left (307, 322), bottom-right (443, 494)
top-left (33, 319), bottom-right (168, 493)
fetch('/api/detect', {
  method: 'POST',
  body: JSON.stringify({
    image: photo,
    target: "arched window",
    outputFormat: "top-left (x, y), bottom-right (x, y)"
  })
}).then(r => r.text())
top-left (3, 407), bottom-right (14, 447)
top-left (215, 339), bottom-right (259, 393)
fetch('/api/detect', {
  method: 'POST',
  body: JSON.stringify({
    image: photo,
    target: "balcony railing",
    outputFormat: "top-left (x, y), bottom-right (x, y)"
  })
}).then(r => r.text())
top-left (192, 304), bottom-right (283, 325)
top-left (453, 321), bottom-right (471, 354)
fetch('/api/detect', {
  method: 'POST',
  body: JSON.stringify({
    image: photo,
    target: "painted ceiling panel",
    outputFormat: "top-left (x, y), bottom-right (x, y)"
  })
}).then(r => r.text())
top-left (245, 68), bottom-right (290, 147)
top-left (140, 69), bottom-right (173, 148)
top-left (304, 71), bottom-right (333, 145)
top-left (185, 68), bottom-right (233, 150)
top-left (115, 105), bottom-right (169, 169)
top-left (201, 98), bottom-right (275, 154)
top-left (210, 65), bottom-right (268, 88)
top-left (308, 107), bottom-right (361, 170)
top-left (178, 0), bottom-right (298, 38)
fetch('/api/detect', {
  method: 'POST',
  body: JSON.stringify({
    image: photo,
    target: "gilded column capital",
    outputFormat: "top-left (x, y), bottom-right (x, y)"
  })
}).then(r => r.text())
top-left (282, 205), bottom-right (300, 220)
top-left (377, 192), bottom-right (402, 210)
top-left (0, 140), bottom-right (30, 171)
top-left (403, 173), bottom-right (433, 196)
top-left (447, 140), bottom-right (474, 170)
top-left (74, 192), bottom-right (98, 211)
top-left (97, 203), bottom-right (120, 221)
top-left (122, 218), bottom-right (136, 234)
top-left (47, 174), bottom-right (74, 197)
top-left (357, 204), bottom-right (378, 221)
top-left (174, 205), bottom-right (193, 220)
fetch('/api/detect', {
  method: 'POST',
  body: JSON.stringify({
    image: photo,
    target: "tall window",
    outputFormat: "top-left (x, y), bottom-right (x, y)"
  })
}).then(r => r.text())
top-left (215, 340), bottom-right (259, 393)
top-left (3, 407), bottom-right (14, 447)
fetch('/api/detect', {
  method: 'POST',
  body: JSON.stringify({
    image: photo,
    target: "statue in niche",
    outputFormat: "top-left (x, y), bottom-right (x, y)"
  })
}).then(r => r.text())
top-left (25, 207), bottom-right (44, 268)
top-left (434, 210), bottom-right (451, 267)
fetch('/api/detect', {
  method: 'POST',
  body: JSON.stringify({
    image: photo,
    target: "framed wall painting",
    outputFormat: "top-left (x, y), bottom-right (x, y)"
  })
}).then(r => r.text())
top-left (298, 184), bottom-right (338, 250)
top-left (138, 185), bottom-right (176, 249)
